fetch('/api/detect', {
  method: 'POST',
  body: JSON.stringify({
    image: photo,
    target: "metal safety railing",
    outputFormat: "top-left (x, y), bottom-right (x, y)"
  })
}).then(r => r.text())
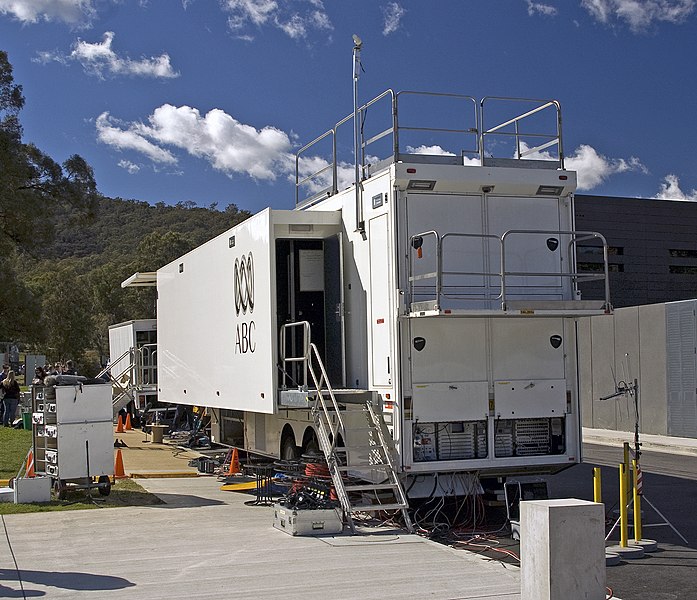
top-left (279, 321), bottom-right (346, 453)
top-left (295, 90), bottom-right (562, 207)
top-left (135, 343), bottom-right (157, 386)
top-left (480, 97), bottom-right (563, 168)
top-left (408, 229), bottom-right (611, 312)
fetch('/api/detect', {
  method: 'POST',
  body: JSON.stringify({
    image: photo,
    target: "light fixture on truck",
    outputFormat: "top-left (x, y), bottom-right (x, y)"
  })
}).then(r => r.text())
top-left (536, 185), bottom-right (564, 196)
top-left (407, 179), bottom-right (436, 190)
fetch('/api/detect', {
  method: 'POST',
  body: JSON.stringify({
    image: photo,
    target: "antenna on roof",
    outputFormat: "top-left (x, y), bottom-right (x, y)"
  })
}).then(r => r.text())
top-left (352, 34), bottom-right (365, 237)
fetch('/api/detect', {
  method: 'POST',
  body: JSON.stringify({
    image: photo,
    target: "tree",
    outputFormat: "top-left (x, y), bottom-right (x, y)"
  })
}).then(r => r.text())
top-left (0, 50), bottom-right (99, 255)
top-left (0, 50), bottom-right (100, 345)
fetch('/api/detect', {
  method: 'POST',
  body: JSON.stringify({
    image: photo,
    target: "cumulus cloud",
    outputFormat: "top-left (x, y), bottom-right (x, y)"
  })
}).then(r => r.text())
top-left (517, 142), bottom-right (646, 190)
top-left (221, 0), bottom-right (333, 40)
top-left (96, 112), bottom-right (178, 164)
top-left (35, 32), bottom-right (179, 79)
top-left (526, 1), bottom-right (558, 16)
top-left (0, 0), bottom-right (96, 25)
top-left (406, 144), bottom-right (455, 156)
top-left (581, 0), bottom-right (695, 32)
top-left (565, 145), bottom-right (647, 190)
top-left (382, 2), bottom-right (406, 35)
top-left (96, 105), bottom-right (296, 181)
top-left (655, 174), bottom-right (697, 201)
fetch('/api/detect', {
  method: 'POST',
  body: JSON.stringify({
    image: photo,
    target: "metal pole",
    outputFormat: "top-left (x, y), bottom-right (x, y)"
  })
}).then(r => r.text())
top-left (352, 34), bottom-right (364, 235)
top-left (593, 467), bottom-right (602, 503)
top-left (634, 378), bottom-right (641, 460)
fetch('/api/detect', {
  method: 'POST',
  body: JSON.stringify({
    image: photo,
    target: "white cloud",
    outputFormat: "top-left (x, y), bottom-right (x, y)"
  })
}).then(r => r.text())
top-left (97, 105), bottom-right (295, 181)
top-left (565, 145), bottom-right (647, 190)
top-left (406, 144), bottom-right (456, 156)
top-left (526, 1), bottom-right (558, 16)
top-left (96, 112), bottom-right (178, 164)
top-left (0, 0), bottom-right (95, 25)
top-left (382, 2), bottom-right (406, 35)
top-left (221, 0), bottom-right (333, 39)
top-left (581, 0), bottom-right (695, 32)
top-left (655, 174), bottom-right (697, 201)
top-left (517, 142), bottom-right (646, 190)
top-left (118, 160), bottom-right (141, 174)
top-left (36, 32), bottom-right (179, 79)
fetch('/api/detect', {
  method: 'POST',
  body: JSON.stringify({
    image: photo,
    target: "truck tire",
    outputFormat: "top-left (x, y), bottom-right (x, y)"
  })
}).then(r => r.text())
top-left (281, 436), bottom-right (299, 460)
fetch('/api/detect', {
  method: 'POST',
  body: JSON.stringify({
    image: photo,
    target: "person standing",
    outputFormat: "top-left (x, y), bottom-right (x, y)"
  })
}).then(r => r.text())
top-left (2, 370), bottom-right (21, 427)
top-left (0, 364), bottom-right (8, 423)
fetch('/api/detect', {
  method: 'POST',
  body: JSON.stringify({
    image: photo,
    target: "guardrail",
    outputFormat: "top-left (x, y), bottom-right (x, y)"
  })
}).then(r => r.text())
top-left (295, 90), bottom-right (561, 207)
top-left (408, 229), bottom-right (611, 312)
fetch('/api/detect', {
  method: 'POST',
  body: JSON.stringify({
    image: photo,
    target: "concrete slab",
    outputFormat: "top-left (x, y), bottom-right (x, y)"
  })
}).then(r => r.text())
top-left (583, 427), bottom-right (697, 457)
top-left (0, 477), bottom-right (522, 600)
top-left (113, 427), bottom-right (203, 477)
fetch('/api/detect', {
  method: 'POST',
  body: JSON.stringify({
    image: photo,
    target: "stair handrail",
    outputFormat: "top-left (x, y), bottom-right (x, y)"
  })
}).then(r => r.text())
top-left (307, 342), bottom-right (346, 453)
top-left (279, 321), bottom-right (311, 388)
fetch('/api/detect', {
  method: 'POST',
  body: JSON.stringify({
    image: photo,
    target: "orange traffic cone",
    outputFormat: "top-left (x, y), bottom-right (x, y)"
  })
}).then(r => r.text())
top-left (226, 448), bottom-right (240, 476)
top-left (25, 450), bottom-right (35, 478)
top-left (114, 448), bottom-right (126, 479)
top-left (124, 413), bottom-right (132, 430)
top-left (115, 415), bottom-right (124, 433)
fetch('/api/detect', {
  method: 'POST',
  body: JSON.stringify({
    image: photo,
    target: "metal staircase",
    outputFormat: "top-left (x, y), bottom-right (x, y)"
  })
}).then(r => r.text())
top-left (97, 350), bottom-right (136, 418)
top-left (284, 322), bottom-right (413, 533)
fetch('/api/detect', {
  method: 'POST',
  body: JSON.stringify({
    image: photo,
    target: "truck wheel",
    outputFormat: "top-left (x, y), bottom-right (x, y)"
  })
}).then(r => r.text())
top-left (281, 436), bottom-right (299, 460)
top-left (54, 479), bottom-right (67, 501)
top-left (97, 475), bottom-right (112, 496)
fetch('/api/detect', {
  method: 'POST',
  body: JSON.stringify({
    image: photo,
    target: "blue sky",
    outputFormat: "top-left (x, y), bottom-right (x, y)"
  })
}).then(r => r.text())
top-left (1, 0), bottom-right (697, 213)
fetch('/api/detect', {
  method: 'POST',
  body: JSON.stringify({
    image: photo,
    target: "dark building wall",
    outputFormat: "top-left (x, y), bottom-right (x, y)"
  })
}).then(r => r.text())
top-left (575, 195), bottom-right (697, 308)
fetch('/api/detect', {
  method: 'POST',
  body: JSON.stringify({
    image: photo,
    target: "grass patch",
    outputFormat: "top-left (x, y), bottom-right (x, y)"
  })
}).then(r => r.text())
top-left (0, 427), bottom-right (33, 479)
top-left (0, 478), bottom-right (165, 514)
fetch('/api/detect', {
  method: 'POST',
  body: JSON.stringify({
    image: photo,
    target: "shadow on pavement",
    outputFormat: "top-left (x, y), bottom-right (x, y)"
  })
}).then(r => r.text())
top-left (0, 569), bottom-right (135, 592)
top-left (145, 493), bottom-right (227, 508)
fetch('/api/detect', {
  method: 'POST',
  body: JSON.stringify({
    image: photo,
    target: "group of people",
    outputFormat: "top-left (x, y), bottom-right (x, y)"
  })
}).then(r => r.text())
top-left (32, 360), bottom-right (77, 385)
top-left (1, 364), bottom-right (21, 427)
top-left (0, 360), bottom-right (78, 427)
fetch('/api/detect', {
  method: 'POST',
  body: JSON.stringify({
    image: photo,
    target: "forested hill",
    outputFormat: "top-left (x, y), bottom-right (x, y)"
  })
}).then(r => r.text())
top-left (3, 196), bottom-right (251, 372)
top-left (50, 196), bottom-right (250, 264)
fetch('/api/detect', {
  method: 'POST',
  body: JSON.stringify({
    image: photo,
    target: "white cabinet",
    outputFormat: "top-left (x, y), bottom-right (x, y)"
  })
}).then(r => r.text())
top-left (33, 384), bottom-right (113, 484)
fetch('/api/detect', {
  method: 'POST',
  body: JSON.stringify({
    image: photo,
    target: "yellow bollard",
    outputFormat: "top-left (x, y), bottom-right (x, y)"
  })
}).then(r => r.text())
top-left (593, 467), bottom-right (602, 503)
top-left (633, 459), bottom-right (643, 542)
top-left (623, 442), bottom-right (631, 496)
top-left (619, 463), bottom-right (628, 547)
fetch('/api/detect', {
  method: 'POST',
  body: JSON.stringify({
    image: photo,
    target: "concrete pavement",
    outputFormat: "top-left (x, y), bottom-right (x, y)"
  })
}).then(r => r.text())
top-left (1, 476), bottom-right (522, 600)
top-left (583, 427), bottom-right (697, 457)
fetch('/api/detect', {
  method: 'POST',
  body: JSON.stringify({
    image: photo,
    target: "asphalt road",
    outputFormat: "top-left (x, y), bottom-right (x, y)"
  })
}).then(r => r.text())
top-left (545, 444), bottom-right (697, 600)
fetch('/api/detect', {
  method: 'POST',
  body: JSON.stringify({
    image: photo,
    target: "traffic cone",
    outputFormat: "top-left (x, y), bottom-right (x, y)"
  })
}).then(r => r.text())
top-left (226, 448), bottom-right (240, 476)
top-left (25, 450), bottom-right (35, 478)
top-left (114, 448), bottom-right (126, 479)
top-left (115, 415), bottom-right (124, 433)
top-left (124, 413), bottom-right (132, 431)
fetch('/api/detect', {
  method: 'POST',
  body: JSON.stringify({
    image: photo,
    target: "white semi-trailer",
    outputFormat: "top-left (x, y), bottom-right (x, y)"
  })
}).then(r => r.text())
top-left (154, 90), bottom-right (612, 506)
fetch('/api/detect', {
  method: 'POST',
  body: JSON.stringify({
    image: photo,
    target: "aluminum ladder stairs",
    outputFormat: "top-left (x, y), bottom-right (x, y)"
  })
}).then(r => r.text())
top-left (306, 343), bottom-right (413, 534)
top-left (97, 351), bottom-right (136, 418)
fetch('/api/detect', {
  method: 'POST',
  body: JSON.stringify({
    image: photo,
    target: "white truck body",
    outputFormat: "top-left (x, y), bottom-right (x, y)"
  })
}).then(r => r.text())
top-left (156, 91), bottom-right (612, 494)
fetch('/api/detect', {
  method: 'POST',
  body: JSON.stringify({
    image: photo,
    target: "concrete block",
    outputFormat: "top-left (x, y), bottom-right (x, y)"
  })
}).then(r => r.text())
top-left (13, 476), bottom-right (52, 504)
top-left (521, 498), bottom-right (605, 600)
top-left (0, 487), bottom-right (14, 503)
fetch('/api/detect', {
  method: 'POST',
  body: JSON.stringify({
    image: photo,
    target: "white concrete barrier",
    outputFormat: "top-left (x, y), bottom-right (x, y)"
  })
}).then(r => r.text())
top-left (521, 498), bottom-right (605, 600)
